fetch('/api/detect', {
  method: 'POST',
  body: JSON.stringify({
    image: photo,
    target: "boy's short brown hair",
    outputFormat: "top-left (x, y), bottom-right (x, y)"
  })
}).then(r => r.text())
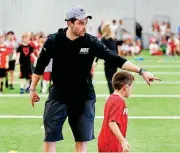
top-left (112, 71), bottom-right (134, 90)
top-left (22, 32), bottom-right (30, 38)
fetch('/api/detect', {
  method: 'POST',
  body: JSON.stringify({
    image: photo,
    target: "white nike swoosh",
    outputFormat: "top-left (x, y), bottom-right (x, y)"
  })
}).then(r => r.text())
top-left (43, 46), bottom-right (46, 51)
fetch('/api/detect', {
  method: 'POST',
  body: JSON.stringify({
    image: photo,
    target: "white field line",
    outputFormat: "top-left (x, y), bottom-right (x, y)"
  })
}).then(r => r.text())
top-left (97, 58), bottom-right (180, 62)
top-left (14, 71), bottom-right (180, 76)
top-left (94, 72), bottom-right (180, 75)
top-left (11, 80), bottom-right (180, 85)
top-left (0, 152), bottom-right (178, 153)
top-left (1, 115), bottom-right (180, 119)
top-left (131, 59), bottom-right (180, 61)
top-left (0, 94), bottom-right (180, 98)
top-left (93, 81), bottom-right (180, 85)
top-left (96, 65), bottom-right (180, 68)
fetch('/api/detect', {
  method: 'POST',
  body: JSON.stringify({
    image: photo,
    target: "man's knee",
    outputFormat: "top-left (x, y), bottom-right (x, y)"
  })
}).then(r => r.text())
top-left (75, 142), bottom-right (87, 152)
top-left (43, 142), bottom-right (56, 152)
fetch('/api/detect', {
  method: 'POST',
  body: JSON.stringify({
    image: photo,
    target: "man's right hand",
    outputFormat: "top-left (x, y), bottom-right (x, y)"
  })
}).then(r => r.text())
top-left (121, 139), bottom-right (130, 153)
top-left (30, 90), bottom-right (40, 107)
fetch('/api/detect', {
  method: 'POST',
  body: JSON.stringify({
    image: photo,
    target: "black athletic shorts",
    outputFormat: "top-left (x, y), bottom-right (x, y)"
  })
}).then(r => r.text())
top-left (0, 68), bottom-right (7, 78)
top-left (8, 60), bottom-right (16, 71)
top-left (43, 85), bottom-right (96, 142)
top-left (19, 65), bottom-right (33, 79)
top-left (116, 40), bottom-right (123, 46)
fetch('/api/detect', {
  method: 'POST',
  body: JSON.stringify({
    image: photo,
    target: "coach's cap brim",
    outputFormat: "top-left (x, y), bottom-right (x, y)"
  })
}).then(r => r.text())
top-left (65, 13), bottom-right (92, 21)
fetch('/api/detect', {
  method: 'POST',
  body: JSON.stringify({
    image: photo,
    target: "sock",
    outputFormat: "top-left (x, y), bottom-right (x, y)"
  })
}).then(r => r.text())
top-left (29, 80), bottom-right (32, 88)
top-left (25, 80), bottom-right (30, 89)
top-left (20, 84), bottom-right (24, 89)
top-left (0, 81), bottom-right (3, 91)
top-left (42, 80), bottom-right (47, 92)
top-left (5, 76), bottom-right (8, 87)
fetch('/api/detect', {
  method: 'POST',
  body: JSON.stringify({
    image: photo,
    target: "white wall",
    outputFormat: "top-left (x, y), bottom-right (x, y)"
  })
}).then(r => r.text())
top-left (1, 0), bottom-right (180, 39)
top-left (135, 0), bottom-right (180, 34)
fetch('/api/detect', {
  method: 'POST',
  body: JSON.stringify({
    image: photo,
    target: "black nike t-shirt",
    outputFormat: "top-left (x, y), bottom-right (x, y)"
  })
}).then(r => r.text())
top-left (34, 28), bottom-right (127, 101)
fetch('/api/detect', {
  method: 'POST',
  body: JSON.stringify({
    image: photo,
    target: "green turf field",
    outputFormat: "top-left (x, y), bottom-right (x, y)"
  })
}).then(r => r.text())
top-left (0, 50), bottom-right (180, 152)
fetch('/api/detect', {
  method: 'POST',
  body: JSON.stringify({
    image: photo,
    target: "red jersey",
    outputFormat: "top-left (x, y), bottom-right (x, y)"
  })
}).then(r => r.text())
top-left (29, 41), bottom-right (41, 57)
top-left (29, 41), bottom-right (36, 50)
top-left (0, 45), bottom-right (11, 68)
top-left (98, 94), bottom-right (128, 152)
top-left (169, 42), bottom-right (176, 50)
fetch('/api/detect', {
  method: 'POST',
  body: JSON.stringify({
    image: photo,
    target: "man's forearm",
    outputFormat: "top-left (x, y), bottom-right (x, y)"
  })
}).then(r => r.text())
top-left (30, 73), bottom-right (41, 90)
top-left (109, 122), bottom-right (125, 143)
top-left (121, 61), bottom-right (141, 73)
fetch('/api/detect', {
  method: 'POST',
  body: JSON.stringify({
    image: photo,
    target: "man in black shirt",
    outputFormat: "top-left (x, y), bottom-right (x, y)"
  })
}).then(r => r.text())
top-left (30, 6), bottom-right (160, 152)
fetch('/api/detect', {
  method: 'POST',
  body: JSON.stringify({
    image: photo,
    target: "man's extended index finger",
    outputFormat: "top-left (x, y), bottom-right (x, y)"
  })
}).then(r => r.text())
top-left (153, 77), bottom-right (161, 81)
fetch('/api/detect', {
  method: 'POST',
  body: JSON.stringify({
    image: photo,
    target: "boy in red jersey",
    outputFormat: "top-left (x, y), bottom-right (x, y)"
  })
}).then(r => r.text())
top-left (0, 32), bottom-right (11, 92)
top-left (4, 31), bottom-right (19, 89)
top-left (98, 71), bottom-right (134, 152)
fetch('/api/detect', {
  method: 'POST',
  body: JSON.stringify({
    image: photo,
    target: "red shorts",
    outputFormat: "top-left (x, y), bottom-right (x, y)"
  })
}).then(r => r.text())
top-left (151, 51), bottom-right (163, 56)
top-left (43, 72), bottom-right (51, 81)
top-left (98, 142), bottom-right (123, 152)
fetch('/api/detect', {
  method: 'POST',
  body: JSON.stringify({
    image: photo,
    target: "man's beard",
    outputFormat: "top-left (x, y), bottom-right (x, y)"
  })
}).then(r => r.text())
top-left (73, 29), bottom-right (86, 37)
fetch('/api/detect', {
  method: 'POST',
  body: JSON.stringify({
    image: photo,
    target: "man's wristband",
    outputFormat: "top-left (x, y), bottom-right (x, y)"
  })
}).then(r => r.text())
top-left (139, 68), bottom-right (146, 75)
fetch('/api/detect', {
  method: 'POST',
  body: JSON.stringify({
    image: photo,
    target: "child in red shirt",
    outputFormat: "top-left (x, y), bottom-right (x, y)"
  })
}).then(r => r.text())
top-left (98, 71), bottom-right (134, 152)
top-left (0, 33), bottom-right (11, 92)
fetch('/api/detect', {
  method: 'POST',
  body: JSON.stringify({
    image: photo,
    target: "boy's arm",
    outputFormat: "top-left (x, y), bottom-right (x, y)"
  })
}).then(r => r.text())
top-left (109, 121), bottom-right (125, 142)
top-left (16, 52), bottom-right (20, 64)
top-left (5, 56), bottom-right (9, 69)
top-left (108, 102), bottom-right (130, 152)
top-left (109, 121), bottom-right (130, 152)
